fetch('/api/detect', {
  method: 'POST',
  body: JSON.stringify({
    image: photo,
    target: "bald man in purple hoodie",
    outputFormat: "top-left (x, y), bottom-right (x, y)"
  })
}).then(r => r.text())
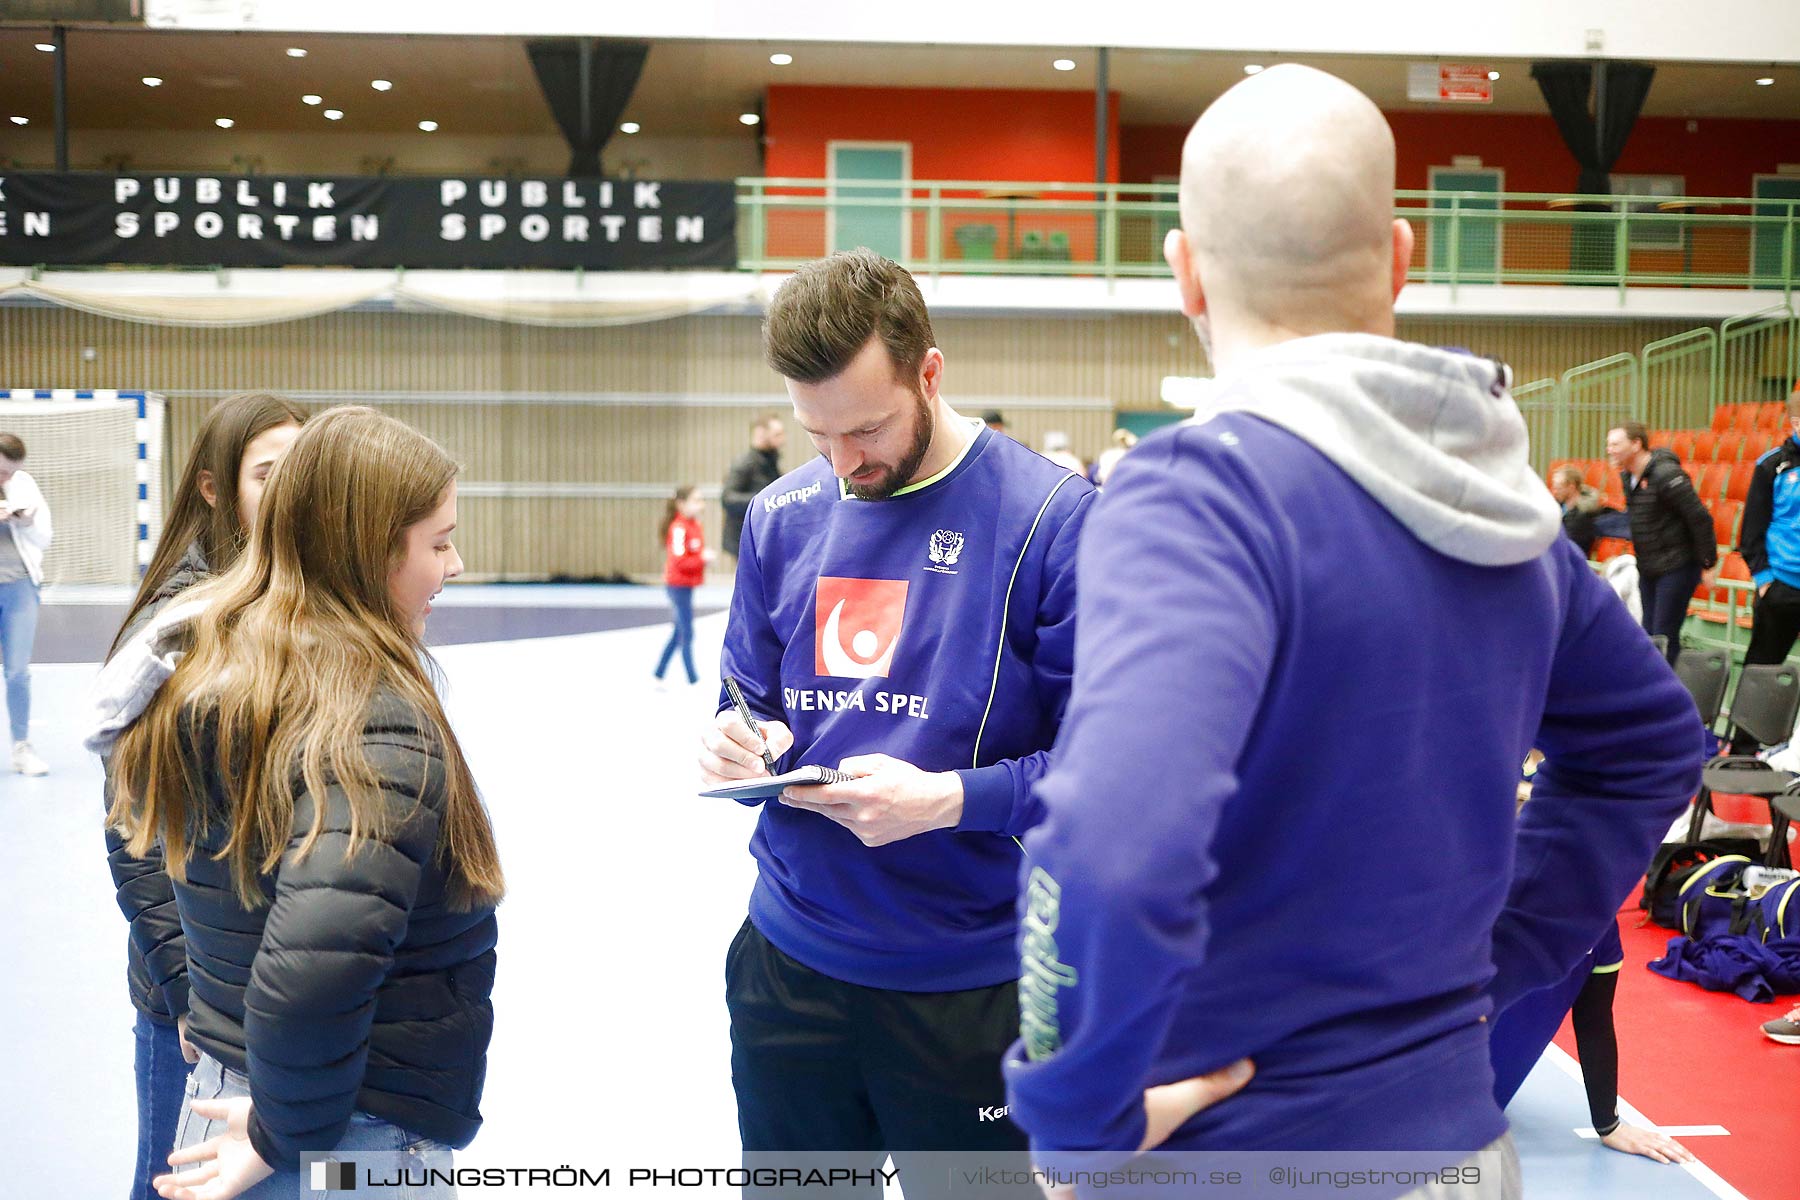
top-left (1003, 66), bottom-right (1702, 1199)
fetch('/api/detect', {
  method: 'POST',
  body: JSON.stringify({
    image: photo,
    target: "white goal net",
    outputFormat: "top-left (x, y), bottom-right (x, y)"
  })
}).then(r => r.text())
top-left (0, 391), bottom-right (165, 586)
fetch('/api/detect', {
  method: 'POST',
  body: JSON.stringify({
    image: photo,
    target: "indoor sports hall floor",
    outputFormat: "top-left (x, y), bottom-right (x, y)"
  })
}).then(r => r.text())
top-left (2, 586), bottom-right (1789, 1199)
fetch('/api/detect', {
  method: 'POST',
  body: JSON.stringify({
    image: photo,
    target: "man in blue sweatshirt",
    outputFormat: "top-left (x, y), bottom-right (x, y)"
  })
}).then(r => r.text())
top-left (700, 250), bottom-right (1094, 1182)
top-left (1003, 66), bottom-right (1704, 1195)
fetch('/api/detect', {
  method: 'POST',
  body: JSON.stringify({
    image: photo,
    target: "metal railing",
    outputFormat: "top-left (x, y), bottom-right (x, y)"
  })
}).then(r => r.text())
top-left (736, 179), bottom-right (1800, 296)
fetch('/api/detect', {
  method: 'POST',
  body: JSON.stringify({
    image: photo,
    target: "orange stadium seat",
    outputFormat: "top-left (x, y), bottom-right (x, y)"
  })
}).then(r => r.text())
top-left (1712, 499), bottom-right (1744, 547)
top-left (1592, 537), bottom-right (1630, 563)
top-left (1695, 462), bottom-right (1725, 500)
top-left (1691, 430), bottom-right (1719, 460)
top-left (1649, 429), bottom-right (1675, 449)
top-left (1584, 460), bottom-right (1611, 489)
top-left (1712, 405), bottom-right (1739, 433)
top-left (1727, 460), bottom-right (1757, 501)
top-left (1757, 404), bottom-right (1786, 433)
top-left (1743, 431), bottom-right (1774, 461)
top-left (1671, 431), bottom-right (1696, 459)
top-left (1714, 431), bottom-right (1744, 461)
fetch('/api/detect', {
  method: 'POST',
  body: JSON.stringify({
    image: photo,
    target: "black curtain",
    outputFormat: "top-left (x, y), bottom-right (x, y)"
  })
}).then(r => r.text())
top-left (1530, 60), bottom-right (1657, 274)
top-left (527, 39), bottom-right (649, 177)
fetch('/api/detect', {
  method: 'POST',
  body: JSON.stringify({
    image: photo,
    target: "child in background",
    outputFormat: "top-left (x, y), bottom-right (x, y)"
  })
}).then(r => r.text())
top-left (655, 485), bottom-right (711, 687)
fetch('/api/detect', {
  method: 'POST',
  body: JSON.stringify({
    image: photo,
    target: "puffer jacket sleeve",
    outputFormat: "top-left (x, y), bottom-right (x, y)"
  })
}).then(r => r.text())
top-left (104, 778), bottom-right (190, 1020)
top-left (241, 722), bottom-right (446, 1169)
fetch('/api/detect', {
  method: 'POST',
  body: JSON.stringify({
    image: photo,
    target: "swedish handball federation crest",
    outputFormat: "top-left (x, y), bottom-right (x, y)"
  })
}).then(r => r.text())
top-left (927, 529), bottom-right (964, 574)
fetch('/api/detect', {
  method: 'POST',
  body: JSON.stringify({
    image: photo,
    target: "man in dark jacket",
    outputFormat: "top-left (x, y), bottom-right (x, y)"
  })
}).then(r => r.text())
top-left (1550, 464), bottom-right (1623, 555)
top-left (1607, 420), bottom-right (1716, 663)
top-left (720, 414), bottom-right (785, 559)
top-left (1733, 390), bottom-right (1800, 747)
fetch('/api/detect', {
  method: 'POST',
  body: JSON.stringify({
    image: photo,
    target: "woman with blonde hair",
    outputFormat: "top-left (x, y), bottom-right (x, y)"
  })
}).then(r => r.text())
top-left (94, 407), bottom-right (504, 1200)
top-left (103, 391), bottom-right (306, 1200)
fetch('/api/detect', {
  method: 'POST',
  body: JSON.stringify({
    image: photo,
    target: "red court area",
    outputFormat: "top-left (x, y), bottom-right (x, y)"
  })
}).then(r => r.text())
top-left (1553, 889), bottom-right (1800, 1200)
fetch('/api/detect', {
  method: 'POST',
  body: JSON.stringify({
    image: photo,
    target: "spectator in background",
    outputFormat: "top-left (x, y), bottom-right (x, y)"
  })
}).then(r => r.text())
top-left (982, 409), bottom-right (1009, 435)
top-left (655, 484), bottom-right (711, 689)
top-left (721, 415), bottom-right (785, 561)
top-left (1550, 464), bottom-right (1617, 555)
top-left (1094, 428), bottom-right (1139, 488)
top-left (1607, 421), bottom-right (1715, 664)
top-left (1039, 430), bottom-right (1087, 475)
top-left (0, 432), bottom-right (52, 776)
top-left (1736, 389), bottom-right (1800, 674)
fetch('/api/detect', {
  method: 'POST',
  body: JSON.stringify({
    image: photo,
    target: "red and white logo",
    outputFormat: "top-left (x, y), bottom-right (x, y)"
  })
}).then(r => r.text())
top-left (815, 577), bottom-right (909, 679)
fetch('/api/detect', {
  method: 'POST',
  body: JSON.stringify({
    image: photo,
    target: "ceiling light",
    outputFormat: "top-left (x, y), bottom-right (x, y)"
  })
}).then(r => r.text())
top-left (418, 120), bottom-right (438, 132)
top-left (769, 53), bottom-right (793, 66)
top-left (1052, 58), bottom-right (1076, 72)
top-left (34, 43), bottom-right (54, 53)
top-left (323, 109), bottom-right (343, 120)
top-left (1487, 70), bottom-right (1501, 81)
top-left (1756, 76), bottom-right (1775, 86)
top-left (8, 116), bottom-right (27, 126)
top-left (302, 94), bottom-right (321, 105)
top-left (739, 112), bottom-right (760, 126)
top-left (1244, 64), bottom-right (1265, 75)
top-left (215, 117), bottom-right (234, 128)
top-left (286, 47), bottom-right (307, 58)
top-left (142, 76), bottom-right (163, 87)
top-left (371, 79), bottom-right (392, 91)
top-left (620, 121), bottom-right (640, 134)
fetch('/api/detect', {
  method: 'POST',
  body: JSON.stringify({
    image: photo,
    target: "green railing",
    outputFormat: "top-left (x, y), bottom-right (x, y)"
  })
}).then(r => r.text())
top-left (736, 179), bottom-right (1800, 296)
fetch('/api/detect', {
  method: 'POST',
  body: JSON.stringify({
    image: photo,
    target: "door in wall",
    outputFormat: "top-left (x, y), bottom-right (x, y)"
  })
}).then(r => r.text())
top-left (1427, 166), bottom-right (1503, 283)
top-left (829, 142), bottom-right (910, 261)
top-left (1752, 175), bottom-right (1800, 290)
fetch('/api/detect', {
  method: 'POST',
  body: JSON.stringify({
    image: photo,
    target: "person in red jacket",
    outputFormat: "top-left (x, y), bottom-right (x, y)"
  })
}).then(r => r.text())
top-left (655, 485), bottom-right (712, 686)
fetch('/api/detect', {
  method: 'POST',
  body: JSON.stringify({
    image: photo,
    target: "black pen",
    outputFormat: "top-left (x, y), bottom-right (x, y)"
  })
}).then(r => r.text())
top-left (723, 676), bottom-right (778, 775)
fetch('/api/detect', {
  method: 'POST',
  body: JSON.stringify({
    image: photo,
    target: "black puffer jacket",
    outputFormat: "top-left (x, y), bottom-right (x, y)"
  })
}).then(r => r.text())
top-left (104, 541), bottom-right (210, 1025)
top-left (173, 692), bottom-right (499, 1169)
top-left (1624, 448), bottom-right (1717, 576)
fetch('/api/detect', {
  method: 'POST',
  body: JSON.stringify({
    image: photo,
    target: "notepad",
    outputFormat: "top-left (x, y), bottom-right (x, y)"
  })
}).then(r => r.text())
top-left (699, 764), bottom-right (854, 800)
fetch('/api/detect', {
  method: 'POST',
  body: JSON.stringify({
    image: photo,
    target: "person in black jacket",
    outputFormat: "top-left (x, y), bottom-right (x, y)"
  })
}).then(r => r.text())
top-left (95, 408), bottom-right (504, 1200)
top-left (720, 413), bottom-right (785, 559)
top-left (1606, 420), bottom-right (1717, 663)
top-left (102, 391), bottom-right (306, 1200)
top-left (1731, 392), bottom-right (1800, 750)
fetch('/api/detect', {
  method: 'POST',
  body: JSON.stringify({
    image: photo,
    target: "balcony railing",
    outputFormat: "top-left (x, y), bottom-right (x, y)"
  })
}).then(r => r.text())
top-left (736, 179), bottom-right (1800, 298)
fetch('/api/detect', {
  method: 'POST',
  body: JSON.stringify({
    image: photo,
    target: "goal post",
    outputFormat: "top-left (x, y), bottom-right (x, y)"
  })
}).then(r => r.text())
top-left (0, 389), bottom-right (165, 586)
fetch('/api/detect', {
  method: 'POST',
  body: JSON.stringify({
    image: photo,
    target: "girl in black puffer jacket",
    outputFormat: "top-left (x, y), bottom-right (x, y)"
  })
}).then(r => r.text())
top-left (102, 391), bottom-right (305, 1200)
top-left (98, 407), bottom-right (504, 1200)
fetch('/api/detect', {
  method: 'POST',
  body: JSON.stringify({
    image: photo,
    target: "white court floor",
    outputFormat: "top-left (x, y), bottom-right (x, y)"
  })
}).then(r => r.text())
top-left (0, 596), bottom-right (1753, 1198)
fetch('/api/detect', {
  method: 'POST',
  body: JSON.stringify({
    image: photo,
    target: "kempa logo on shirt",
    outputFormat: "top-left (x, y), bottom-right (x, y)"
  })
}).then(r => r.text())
top-left (926, 529), bottom-right (964, 575)
top-left (764, 480), bottom-right (823, 514)
top-left (815, 577), bottom-right (909, 679)
top-left (978, 1105), bottom-right (1011, 1122)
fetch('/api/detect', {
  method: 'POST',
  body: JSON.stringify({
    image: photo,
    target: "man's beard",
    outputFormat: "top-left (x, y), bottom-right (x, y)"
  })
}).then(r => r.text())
top-left (847, 393), bottom-right (936, 500)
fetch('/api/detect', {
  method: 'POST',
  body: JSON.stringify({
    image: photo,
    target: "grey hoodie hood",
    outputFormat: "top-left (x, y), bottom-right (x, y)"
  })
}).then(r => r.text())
top-left (1192, 333), bottom-right (1562, 567)
top-left (85, 596), bottom-right (206, 757)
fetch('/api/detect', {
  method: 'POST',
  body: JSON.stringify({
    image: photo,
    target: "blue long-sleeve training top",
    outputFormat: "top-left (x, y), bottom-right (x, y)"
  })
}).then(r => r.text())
top-left (1004, 336), bottom-right (1703, 1158)
top-left (720, 423), bottom-right (1093, 991)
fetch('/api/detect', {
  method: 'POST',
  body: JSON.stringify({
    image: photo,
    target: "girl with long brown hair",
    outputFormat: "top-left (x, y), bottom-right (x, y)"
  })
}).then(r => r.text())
top-left (97, 407), bottom-right (504, 1200)
top-left (101, 391), bottom-right (305, 1200)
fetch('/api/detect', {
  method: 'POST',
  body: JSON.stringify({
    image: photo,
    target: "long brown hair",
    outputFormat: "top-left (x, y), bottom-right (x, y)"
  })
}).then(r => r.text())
top-left (110, 392), bottom-right (308, 660)
top-left (107, 407), bottom-right (504, 912)
top-left (660, 484), bottom-right (696, 544)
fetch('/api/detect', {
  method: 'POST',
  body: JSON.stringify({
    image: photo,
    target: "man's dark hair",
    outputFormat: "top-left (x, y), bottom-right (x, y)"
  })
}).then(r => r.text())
top-left (1614, 421), bottom-right (1649, 451)
top-left (750, 413), bottom-right (781, 434)
top-left (0, 433), bottom-right (24, 462)
top-left (763, 249), bottom-right (935, 386)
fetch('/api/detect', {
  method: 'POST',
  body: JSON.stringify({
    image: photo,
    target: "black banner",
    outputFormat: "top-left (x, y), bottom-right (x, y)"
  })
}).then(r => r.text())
top-left (0, 172), bottom-right (737, 269)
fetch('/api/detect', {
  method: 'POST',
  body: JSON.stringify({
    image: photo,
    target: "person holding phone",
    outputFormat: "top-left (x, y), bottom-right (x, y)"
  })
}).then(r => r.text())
top-left (0, 431), bottom-right (53, 776)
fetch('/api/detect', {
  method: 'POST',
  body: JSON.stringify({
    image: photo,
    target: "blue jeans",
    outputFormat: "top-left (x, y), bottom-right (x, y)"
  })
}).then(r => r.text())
top-left (655, 585), bottom-right (697, 683)
top-left (172, 1054), bottom-right (454, 1199)
top-left (133, 1012), bottom-right (194, 1200)
top-left (0, 576), bottom-right (39, 742)
top-left (1639, 562), bottom-right (1703, 665)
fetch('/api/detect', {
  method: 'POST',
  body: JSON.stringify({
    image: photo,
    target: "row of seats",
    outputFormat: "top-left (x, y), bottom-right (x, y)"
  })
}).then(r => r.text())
top-left (1546, 457), bottom-right (1761, 504)
top-left (1708, 401), bottom-right (1790, 436)
top-left (1648, 429), bottom-right (1781, 464)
